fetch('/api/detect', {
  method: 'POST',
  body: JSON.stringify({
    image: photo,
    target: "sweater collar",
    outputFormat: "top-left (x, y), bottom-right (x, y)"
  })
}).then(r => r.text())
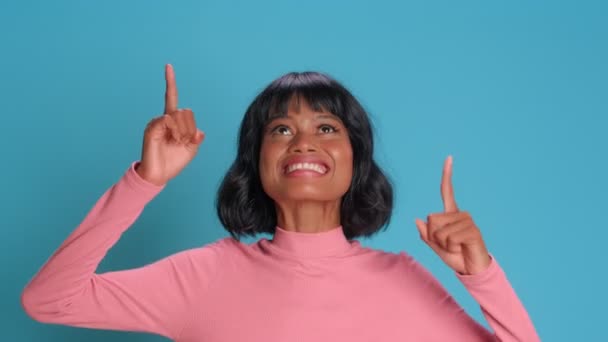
top-left (270, 225), bottom-right (353, 258)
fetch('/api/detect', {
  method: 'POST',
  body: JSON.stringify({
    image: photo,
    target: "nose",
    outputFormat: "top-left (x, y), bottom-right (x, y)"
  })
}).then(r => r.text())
top-left (288, 132), bottom-right (318, 153)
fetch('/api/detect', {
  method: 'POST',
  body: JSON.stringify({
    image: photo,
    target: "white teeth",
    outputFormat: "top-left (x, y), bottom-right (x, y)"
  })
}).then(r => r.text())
top-left (286, 162), bottom-right (327, 174)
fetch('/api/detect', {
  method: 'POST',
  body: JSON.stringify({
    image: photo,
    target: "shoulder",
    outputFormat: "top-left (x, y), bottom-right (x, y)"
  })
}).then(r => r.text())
top-left (159, 237), bottom-right (240, 272)
top-left (191, 236), bottom-right (243, 258)
top-left (185, 236), bottom-right (267, 265)
top-left (355, 244), bottom-right (440, 283)
top-left (355, 243), bottom-right (415, 265)
top-left (346, 243), bottom-right (418, 276)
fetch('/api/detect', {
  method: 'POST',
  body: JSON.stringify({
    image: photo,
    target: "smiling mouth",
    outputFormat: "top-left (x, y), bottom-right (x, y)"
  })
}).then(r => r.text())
top-left (284, 162), bottom-right (329, 175)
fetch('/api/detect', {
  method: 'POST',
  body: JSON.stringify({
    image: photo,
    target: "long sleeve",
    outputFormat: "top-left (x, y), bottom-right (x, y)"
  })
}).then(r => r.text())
top-left (401, 252), bottom-right (540, 341)
top-left (455, 254), bottom-right (540, 341)
top-left (20, 161), bottom-right (223, 341)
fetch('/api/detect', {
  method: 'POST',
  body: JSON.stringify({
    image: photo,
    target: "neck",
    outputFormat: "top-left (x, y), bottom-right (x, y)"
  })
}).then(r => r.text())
top-left (274, 200), bottom-right (341, 233)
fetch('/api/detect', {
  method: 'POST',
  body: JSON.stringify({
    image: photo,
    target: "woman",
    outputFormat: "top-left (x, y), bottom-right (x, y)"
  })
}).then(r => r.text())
top-left (21, 65), bottom-right (540, 341)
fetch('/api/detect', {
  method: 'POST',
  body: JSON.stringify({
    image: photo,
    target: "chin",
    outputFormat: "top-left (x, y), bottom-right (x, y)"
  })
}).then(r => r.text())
top-left (284, 195), bottom-right (339, 202)
top-left (278, 188), bottom-right (345, 203)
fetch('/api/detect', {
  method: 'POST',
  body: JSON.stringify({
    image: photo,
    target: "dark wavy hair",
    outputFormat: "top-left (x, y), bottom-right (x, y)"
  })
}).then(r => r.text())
top-left (216, 71), bottom-right (393, 241)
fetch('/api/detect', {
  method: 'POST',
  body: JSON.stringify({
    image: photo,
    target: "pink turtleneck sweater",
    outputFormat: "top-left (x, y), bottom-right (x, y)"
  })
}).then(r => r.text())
top-left (21, 161), bottom-right (540, 341)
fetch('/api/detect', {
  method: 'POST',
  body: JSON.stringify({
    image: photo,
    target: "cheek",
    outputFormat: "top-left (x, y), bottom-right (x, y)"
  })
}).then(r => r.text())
top-left (259, 142), bottom-right (280, 179)
top-left (328, 141), bottom-right (354, 174)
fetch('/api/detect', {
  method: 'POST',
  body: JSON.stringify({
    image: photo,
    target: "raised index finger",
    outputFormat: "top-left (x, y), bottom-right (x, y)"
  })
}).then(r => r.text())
top-left (441, 155), bottom-right (459, 213)
top-left (164, 64), bottom-right (178, 114)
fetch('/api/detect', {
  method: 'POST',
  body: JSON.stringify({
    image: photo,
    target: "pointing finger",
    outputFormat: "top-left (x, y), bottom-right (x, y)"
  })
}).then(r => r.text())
top-left (441, 155), bottom-right (459, 213)
top-left (164, 64), bottom-right (178, 114)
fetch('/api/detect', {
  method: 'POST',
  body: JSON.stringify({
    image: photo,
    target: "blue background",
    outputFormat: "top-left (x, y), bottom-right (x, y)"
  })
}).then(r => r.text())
top-left (2, 0), bottom-right (606, 341)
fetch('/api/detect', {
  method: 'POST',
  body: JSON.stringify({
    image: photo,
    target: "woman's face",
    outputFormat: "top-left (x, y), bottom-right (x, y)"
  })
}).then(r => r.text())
top-left (259, 97), bottom-right (353, 204)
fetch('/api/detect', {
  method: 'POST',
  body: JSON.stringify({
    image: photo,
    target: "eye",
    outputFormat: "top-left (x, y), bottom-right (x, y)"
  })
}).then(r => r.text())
top-left (319, 124), bottom-right (338, 134)
top-left (271, 124), bottom-right (292, 135)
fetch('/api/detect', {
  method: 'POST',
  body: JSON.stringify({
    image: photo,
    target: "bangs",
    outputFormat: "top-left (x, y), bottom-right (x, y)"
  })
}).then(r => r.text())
top-left (261, 72), bottom-right (346, 125)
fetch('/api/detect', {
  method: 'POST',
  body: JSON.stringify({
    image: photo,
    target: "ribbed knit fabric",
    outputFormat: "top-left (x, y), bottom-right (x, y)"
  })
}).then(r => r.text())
top-left (21, 161), bottom-right (540, 341)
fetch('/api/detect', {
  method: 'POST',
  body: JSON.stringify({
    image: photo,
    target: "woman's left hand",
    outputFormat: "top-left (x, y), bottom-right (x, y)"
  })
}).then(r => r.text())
top-left (415, 155), bottom-right (492, 276)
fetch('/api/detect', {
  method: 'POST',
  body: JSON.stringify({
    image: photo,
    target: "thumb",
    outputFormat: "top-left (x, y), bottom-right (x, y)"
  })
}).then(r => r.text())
top-left (192, 129), bottom-right (205, 145)
top-left (415, 218), bottom-right (429, 242)
top-left (415, 218), bottom-right (444, 255)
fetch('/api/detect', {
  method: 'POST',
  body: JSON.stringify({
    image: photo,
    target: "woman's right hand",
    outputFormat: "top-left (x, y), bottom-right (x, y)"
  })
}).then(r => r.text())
top-left (135, 64), bottom-right (205, 186)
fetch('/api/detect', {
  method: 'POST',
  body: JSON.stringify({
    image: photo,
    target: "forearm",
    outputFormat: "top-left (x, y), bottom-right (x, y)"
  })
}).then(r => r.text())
top-left (457, 254), bottom-right (540, 341)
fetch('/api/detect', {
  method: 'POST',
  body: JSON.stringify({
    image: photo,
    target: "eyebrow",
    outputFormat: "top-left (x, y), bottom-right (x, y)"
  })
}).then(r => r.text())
top-left (268, 113), bottom-right (342, 123)
top-left (315, 114), bottom-right (341, 121)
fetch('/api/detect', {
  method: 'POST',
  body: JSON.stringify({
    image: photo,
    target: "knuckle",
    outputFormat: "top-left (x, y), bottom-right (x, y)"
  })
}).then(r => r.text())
top-left (146, 116), bottom-right (162, 129)
top-left (429, 212), bottom-right (444, 222)
top-left (432, 229), bottom-right (443, 242)
top-left (446, 235), bottom-right (456, 246)
top-left (448, 240), bottom-right (460, 252)
top-left (472, 228), bottom-right (481, 238)
top-left (162, 115), bottom-right (173, 126)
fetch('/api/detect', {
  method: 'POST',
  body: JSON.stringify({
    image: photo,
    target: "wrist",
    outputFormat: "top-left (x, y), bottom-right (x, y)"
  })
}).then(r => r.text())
top-left (134, 162), bottom-right (166, 186)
